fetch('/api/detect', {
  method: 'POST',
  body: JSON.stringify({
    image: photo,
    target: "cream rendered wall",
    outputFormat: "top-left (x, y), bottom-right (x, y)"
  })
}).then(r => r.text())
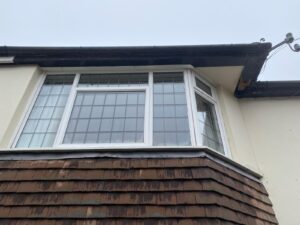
top-left (195, 66), bottom-right (261, 172)
top-left (239, 98), bottom-right (300, 225)
top-left (216, 87), bottom-right (261, 172)
top-left (0, 66), bottom-right (41, 148)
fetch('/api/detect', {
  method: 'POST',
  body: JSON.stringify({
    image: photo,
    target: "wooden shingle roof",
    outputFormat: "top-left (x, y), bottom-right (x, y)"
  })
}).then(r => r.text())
top-left (0, 155), bottom-right (278, 225)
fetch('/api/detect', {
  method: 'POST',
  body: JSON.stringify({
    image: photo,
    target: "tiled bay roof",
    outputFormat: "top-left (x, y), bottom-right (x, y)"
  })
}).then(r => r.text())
top-left (0, 155), bottom-right (277, 225)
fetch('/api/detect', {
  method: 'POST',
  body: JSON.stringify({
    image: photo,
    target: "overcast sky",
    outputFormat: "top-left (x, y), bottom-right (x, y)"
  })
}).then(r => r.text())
top-left (0, 0), bottom-right (299, 81)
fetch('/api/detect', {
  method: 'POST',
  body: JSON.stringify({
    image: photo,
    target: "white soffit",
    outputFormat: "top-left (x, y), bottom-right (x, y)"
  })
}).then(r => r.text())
top-left (195, 66), bottom-right (244, 93)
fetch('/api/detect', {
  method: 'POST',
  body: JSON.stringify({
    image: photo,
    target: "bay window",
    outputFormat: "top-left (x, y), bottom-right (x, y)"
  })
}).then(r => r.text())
top-left (14, 69), bottom-right (228, 155)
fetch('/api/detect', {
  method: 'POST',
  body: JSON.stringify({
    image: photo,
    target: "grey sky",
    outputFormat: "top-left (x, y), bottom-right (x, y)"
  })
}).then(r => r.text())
top-left (0, 0), bottom-right (299, 81)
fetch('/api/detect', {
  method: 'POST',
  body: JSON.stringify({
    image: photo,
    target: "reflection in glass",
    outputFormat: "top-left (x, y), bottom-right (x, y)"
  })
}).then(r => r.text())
top-left (196, 78), bottom-right (212, 96)
top-left (195, 93), bottom-right (224, 153)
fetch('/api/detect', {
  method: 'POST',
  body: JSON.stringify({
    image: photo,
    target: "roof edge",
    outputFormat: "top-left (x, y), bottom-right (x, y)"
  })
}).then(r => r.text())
top-left (235, 80), bottom-right (300, 98)
top-left (0, 43), bottom-right (272, 68)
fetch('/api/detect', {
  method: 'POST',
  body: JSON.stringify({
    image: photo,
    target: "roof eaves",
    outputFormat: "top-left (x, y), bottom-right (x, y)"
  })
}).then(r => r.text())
top-left (235, 80), bottom-right (300, 98)
top-left (0, 43), bottom-right (272, 68)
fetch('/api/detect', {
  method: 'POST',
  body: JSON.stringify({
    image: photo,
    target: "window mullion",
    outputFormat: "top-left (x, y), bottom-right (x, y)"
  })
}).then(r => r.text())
top-left (148, 72), bottom-right (154, 146)
top-left (210, 89), bottom-right (232, 157)
top-left (187, 71), bottom-right (202, 147)
top-left (184, 70), bottom-right (197, 147)
top-left (53, 73), bottom-right (80, 146)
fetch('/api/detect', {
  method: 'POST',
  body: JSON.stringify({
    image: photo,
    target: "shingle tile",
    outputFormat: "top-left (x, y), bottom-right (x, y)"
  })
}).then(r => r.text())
top-left (0, 156), bottom-right (278, 224)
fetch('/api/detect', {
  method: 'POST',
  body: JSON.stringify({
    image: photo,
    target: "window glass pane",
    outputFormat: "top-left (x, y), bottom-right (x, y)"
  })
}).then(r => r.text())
top-left (40, 107), bottom-right (55, 119)
top-left (123, 132), bottom-right (136, 142)
top-left (105, 93), bottom-right (116, 105)
top-left (112, 118), bottom-right (125, 131)
top-left (126, 106), bottom-right (137, 117)
top-left (98, 133), bottom-right (110, 143)
top-left (111, 132), bottom-right (123, 143)
top-left (29, 107), bottom-right (43, 119)
top-left (164, 106), bottom-right (175, 117)
top-left (63, 91), bottom-right (145, 144)
top-left (48, 120), bottom-right (60, 132)
top-left (196, 78), bottom-right (212, 96)
top-left (23, 120), bottom-right (38, 133)
top-left (91, 106), bottom-right (103, 118)
top-left (76, 119), bottom-right (89, 132)
top-left (85, 133), bottom-right (98, 143)
top-left (42, 133), bottom-right (56, 147)
top-left (88, 119), bottom-right (101, 132)
top-left (124, 118), bottom-right (136, 131)
top-left (63, 134), bottom-right (73, 144)
top-left (78, 73), bottom-right (148, 87)
top-left (100, 119), bottom-right (113, 132)
top-left (177, 132), bottom-right (191, 146)
top-left (94, 94), bottom-right (105, 105)
top-left (114, 106), bottom-right (126, 117)
top-left (116, 93), bottom-right (127, 104)
top-left (195, 93), bottom-right (224, 153)
top-left (52, 107), bottom-right (65, 119)
top-left (30, 134), bottom-right (45, 147)
top-left (17, 134), bottom-right (33, 148)
top-left (16, 75), bottom-right (75, 148)
top-left (79, 106), bottom-right (92, 118)
top-left (102, 106), bottom-right (115, 118)
top-left (73, 133), bottom-right (85, 143)
top-left (136, 132), bottom-right (144, 142)
top-left (153, 72), bottom-right (191, 146)
top-left (82, 94), bottom-right (95, 105)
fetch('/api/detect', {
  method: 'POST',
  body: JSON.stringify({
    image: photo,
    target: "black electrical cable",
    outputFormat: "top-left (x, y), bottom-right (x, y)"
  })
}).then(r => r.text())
top-left (258, 37), bottom-right (300, 80)
top-left (258, 45), bottom-right (287, 79)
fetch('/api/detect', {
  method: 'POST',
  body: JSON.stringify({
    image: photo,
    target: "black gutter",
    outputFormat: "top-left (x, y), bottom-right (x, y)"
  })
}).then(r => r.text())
top-left (0, 43), bottom-right (271, 68)
top-left (235, 81), bottom-right (300, 98)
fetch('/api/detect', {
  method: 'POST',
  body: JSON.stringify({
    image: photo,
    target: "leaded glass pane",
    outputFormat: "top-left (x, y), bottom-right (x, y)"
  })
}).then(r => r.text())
top-left (195, 93), bottom-right (224, 153)
top-left (196, 78), bottom-right (212, 96)
top-left (78, 73), bottom-right (148, 87)
top-left (63, 91), bottom-right (145, 144)
top-left (16, 75), bottom-right (75, 148)
top-left (153, 72), bottom-right (191, 146)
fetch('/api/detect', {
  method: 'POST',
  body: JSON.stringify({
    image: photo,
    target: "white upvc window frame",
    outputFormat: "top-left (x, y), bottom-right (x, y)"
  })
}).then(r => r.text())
top-left (54, 73), bottom-right (151, 148)
top-left (11, 67), bottom-right (230, 157)
top-left (187, 70), bottom-right (230, 157)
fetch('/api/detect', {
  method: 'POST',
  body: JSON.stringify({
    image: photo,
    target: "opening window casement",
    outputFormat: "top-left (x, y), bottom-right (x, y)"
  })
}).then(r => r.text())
top-left (14, 70), bottom-right (228, 155)
top-left (189, 75), bottom-right (226, 154)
